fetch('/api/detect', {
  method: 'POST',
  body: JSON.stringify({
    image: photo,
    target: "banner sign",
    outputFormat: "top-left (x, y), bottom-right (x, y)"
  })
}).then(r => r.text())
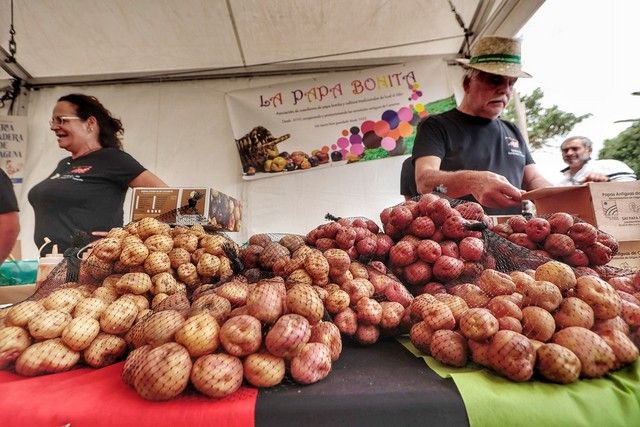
top-left (225, 59), bottom-right (456, 179)
top-left (0, 115), bottom-right (27, 194)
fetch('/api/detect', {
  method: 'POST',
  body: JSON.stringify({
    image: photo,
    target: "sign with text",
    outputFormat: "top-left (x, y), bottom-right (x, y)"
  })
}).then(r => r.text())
top-left (225, 58), bottom-right (456, 179)
top-left (0, 115), bottom-right (27, 195)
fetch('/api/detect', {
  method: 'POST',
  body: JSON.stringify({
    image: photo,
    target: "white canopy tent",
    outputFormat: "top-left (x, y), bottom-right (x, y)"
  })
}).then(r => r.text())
top-left (0, 0), bottom-right (543, 259)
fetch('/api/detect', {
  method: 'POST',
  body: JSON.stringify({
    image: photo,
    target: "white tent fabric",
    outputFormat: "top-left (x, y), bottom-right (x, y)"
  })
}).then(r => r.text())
top-left (0, 0), bottom-right (543, 259)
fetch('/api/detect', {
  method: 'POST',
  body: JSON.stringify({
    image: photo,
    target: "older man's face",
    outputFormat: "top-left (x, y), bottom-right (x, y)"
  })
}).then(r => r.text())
top-left (464, 71), bottom-right (517, 119)
top-left (561, 139), bottom-right (591, 167)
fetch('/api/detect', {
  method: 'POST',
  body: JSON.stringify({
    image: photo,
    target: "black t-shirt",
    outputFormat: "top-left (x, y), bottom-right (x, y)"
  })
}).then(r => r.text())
top-left (0, 169), bottom-right (19, 213)
top-left (400, 157), bottom-right (419, 199)
top-left (412, 109), bottom-right (534, 215)
top-left (28, 148), bottom-right (146, 253)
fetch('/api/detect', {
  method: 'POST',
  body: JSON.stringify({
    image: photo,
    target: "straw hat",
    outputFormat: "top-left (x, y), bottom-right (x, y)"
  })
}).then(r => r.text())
top-left (456, 36), bottom-right (531, 78)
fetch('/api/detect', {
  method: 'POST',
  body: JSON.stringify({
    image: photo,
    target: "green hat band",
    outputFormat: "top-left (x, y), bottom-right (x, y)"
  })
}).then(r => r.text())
top-left (469, 54), bottom-right (521, 65)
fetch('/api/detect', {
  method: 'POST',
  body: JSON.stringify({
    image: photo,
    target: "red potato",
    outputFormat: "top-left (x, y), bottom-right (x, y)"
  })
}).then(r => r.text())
top-left (534, 260), bottom-right (576, 292)
top-left (379, 207), bottom-right (392, 225)
top-left (592, 316), bottom-right (630, 336)
top-left (478, 269), bottom-right (516, 297)
top-left (439, 241), bottom-right (459, 259)
top-left (389, 206), bottom-right (414, 230)
top-left (379, 301), bottom-right (405, 330)
top-left (486, 297), bottom-right (522, 320)
top-left (552, 327), bottom-right (616, 378)
top-left (575, 275), bottom-right (621, 320)
top-left (596, 232), bottom-right (619, 256)
top-left (430, 330), bottom-right (468, 367)
top-left (554, 297), bottom-right (594, 329)
top-left (374, 234), bottom-right (394, 258)
top-left (265, 314), bottom-right (311, 359)
top-left (567, 222), bottom-right (598, 248)
top-left (409, 321), bottom-right (434, 353)
top-left (508, 233), bottom-right (538, 250)
top-left (521, 306), bottom-right (555, 342)
top-left (424, 198), bottom-right (453, 224)
top-left (290, 342), bottom-right (332, 384)
top-left (459, 308), bottom-right (499, 341)
top-left (309, 321), bottom-right (342, 362)
top-left (598, 329), bottom-right (639, 368)
top-left (563, 249), bottom-right (590, 267)
top-left (333, 308), bottom-right (358, 336)
top-left (583, 242), bottom-right (613, 266)
top-left (219, 315), bottom-right (262, 357)
top-left (491, 223), bottom-right (513, 238)
top-left (418, 282), bottom-right (447, 295)
top-left (488, 330), bottom-right (535, 382)
top-left (458, 237), bottom-right (484, 262)
top-left (354, 324), bottom-right (380, 345)
top-left (609, 277), bottom-right (636, 294)
top-left (416, 240), bottom-right (441, 263)
top-left (432, 256), bottom-right (464, 282)
top-left (383, 281), bottom-right (414, 308)
top-left (403, 261), bottom-right (432, 287)
top-left (536, 343), bottom-right (581, 384)
top-left (389, 241), bottom-right (418, 267)
top-left (441, 215), bottom-right (471, 240)
top-left (433, 293), bottom-right (469, 323)
top-left (408, 216), bottom-right (436, 238)
top-left (455, 202), bottom-right (485, 221)
top-left (401, 200), bottom-right (421, 218)
top-left (510, 271), bottom-right (536, 293)
top-left (416, 193), bottom-right (440, 215)
top-left (620, 299), bottom-right (640, 327)
top-left (498, 316), bottom-right (523, 333)
top-left (525, 218), bottom-right (551, 243)
top-left (449, 283), bottom-right (491, 308)
top-left (191, 353), bottom-right (243, 398)
top-left (543, 234), bottom-right (576, 258)
top-left (521, 280), bottom-right (562, 312)
top-left (243, 353), bottom-right (286, 388)
top-left (418, 300), bottom-right (456, 331)
top-left (507, 215), bottom-right (528, 233)
top-left (334, 227), bottom-right (356, 250)
top-left (355, 297), bottom-right (383, 326)
top-left (468, 339), bottom-right (492, 367)
top-left (547, 212), bottom-right (574, 234)
top-left (355, 237), bottom-right (377, 258)
top-left (246, 281), bottom-right (285, 325)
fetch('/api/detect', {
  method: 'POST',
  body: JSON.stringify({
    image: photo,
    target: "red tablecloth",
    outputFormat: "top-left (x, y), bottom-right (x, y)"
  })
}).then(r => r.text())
top-left (0, 362), bottom-right (258, 427)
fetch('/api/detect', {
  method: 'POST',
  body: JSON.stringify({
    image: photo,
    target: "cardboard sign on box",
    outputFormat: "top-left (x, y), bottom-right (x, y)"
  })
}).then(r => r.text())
top-left (607, 240), bottom-right (640, 270)
top-left (523, 182), bottom-right (640, 241)
top-left (130, 188), bottom-right (242, 232)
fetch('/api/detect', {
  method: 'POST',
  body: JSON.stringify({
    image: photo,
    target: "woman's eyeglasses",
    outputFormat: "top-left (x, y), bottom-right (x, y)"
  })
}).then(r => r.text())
top-left (49, 116), bottom-right (81, 127)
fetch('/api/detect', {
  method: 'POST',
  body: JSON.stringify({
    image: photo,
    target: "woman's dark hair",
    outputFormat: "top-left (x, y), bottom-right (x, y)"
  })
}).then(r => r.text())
top-left (58, 94), bottom-right (124, 149)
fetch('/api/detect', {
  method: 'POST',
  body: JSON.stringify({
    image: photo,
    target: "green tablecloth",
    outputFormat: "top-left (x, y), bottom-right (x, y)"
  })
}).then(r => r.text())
top-left (398, 337), bottom-right (640, 427)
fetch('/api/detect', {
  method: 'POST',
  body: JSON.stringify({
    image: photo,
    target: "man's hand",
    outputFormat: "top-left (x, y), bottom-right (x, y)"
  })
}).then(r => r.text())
top-left (469, 171), bottom-right (524, 209)
top-left (581, 173), bottom-right (609, 183)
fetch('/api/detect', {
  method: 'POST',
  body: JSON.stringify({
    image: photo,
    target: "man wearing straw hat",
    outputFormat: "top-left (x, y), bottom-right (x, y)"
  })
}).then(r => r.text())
top-left (412, 36), bottom-right (550, 214)
top-left (0, 168), bottom-right (20, 262)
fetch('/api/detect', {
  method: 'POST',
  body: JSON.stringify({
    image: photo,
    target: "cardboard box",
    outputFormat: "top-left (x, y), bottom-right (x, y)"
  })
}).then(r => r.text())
top-left (608, 240), bottom-right (640, 270)
top-left (130, 188), bottom-right (242, 232)
top-left (0, 284), bottom-right (35, 305)
top-left (523, 182), bottom-right (640, 241)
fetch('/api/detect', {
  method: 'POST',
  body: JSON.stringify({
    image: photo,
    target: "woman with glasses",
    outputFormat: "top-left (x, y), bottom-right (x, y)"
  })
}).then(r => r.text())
top-left (28, 93), bottom-right (167, 255)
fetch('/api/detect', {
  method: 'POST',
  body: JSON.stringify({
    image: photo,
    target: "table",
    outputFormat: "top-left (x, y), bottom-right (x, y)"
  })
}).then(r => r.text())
top-left (0, 339), bottom-right (468, 427)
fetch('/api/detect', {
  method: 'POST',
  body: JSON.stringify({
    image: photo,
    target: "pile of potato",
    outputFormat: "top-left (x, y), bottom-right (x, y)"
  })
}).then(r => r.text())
top-left (304, 217), bottom-right (394, 263)
top-left (379, 194), bottom-right (494, 294)
top-left (491, 212), bottom-right (618, 267)
top-left (0, 286), bottom-right (148, 375)
top-left (409, 260), bottom-right (640, 382)
top-left (240, 233), bottom-right (415, 346)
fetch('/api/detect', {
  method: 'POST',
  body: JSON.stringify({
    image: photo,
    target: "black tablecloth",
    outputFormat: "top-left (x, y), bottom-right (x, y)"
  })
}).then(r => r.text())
top-left (257, 339), bottom-right (469, 427)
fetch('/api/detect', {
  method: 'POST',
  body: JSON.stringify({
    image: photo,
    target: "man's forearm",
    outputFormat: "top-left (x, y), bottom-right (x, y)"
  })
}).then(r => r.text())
top-left (417, 169), bottom-right (478, 198)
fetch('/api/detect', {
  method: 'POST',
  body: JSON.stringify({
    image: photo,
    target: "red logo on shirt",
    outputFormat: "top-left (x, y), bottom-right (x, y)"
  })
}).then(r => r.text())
top-left (70, 166), bottom-right (92, 174)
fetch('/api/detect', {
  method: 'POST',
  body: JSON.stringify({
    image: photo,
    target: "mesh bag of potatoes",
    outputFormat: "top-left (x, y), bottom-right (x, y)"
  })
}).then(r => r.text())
top-left (0, 217), bottom-right (241, 379)
top-left (383, 193), bottom-right (640, 383)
